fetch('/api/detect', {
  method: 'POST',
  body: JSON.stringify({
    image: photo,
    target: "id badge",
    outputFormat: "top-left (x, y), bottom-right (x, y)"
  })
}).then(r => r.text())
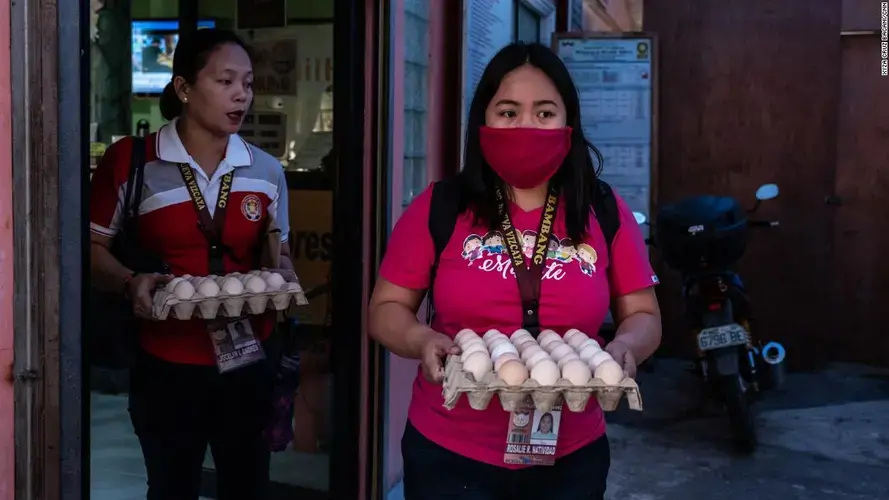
top-left (207, 317), bottom-right (266, 373)
top-left (503, 402), bottom-right (562, 466)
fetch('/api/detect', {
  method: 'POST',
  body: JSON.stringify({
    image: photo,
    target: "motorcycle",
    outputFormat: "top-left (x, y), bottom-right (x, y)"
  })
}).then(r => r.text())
top-left (632, 184), bottom-right (787, 454)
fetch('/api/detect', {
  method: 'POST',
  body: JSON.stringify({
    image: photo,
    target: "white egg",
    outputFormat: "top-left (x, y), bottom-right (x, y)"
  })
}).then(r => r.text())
top-left (562, 359), bottom-right (593, 385)
top-left (525, 350), bottom-right (552, 370)
top-left (567, 334), bottom-right (589, 350)
top-left (530, 360), bottom-right (560, 386)
top-left (578, 344), bottom-right (602, 363)
top-left (454, 329), bottom-right (478, 345)
top-left (172, 280), bottom-right (196, 300)
top-left (537, 330), bottom-right (560, 345)
top-left (220, 277), bottom-right (244, 295)
top-left (520, 345), bottom-right (545, 362)
top-left (494, 352), bottom-right (520, 371)
top-left (482, 329), bottom-right (503, 342)
top-left (539, 336), bottom-right (561, 352)
top-left (563, 329), bottom-right (583, 342)
top-left (244, 276), bottom-right (267, 293)
top-left (485, 335), bottom-right (509, 349)
top-left (265, 272), bottom-right (286, 290)
top-left (510, 329), bottom-right (533, 342)
top-left (165, 277), bottom-right (184, 292)
top-left (588, 350), bottom-right (614, 370)
top-left (516, 339), bottom-right (539, 354)
top-left (462, 351), bottom-right (493, 382)
top-left (549, 343), bottom-right (574, 360)
top-left (259, 271), bottom-right (272, 279)
top-left (460, 338), bottom-right (486, 352)
top-left (460, 342), bottom-right (487, 361)
top-left (490, 342), bottom-right (519, 360)
top-left (580, 338), bottom-right (601, 351)
top-left (196, 279), bottom-right (220, 298)
top-left (594, 360), bottom-right (624, 385)
top-left (557, 352), bottom-right (580, 368)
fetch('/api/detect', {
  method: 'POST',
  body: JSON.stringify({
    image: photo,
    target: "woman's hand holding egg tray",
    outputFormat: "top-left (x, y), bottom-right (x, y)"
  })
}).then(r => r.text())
top-left (441, 329), bottom-right (644, 414)
top-left (150, 270), bottom-right (309, 321)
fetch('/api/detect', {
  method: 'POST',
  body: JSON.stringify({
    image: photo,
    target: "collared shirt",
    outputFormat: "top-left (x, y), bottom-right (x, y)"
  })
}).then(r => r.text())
top-left (90, 119), bottom-right (290, 365)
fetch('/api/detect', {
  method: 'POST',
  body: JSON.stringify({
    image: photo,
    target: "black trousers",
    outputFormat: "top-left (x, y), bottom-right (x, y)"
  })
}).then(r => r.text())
top-left (128, 349), bottom-right (275, 500)
top-left (402, 421), bottom-right (610, 500)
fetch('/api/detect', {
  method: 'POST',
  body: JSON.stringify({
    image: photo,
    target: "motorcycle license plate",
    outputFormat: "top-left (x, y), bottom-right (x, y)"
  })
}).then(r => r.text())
top-left (697, 323), bottom-right (748, 351)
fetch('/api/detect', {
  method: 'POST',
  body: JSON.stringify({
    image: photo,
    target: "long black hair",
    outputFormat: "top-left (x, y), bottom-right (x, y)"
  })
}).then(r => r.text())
top-left (158, 28), bottom-right (253, 121)
top-left (457, 42), bottom-right (604, 244)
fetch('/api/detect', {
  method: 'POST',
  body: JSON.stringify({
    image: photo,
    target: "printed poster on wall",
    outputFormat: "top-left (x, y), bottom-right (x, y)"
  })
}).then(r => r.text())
top-left (240, 24), bottom-right (333, 166)
top-left (554, 35), bottom-right (655, 218)
top-left (251, 38), bottom-right (299, 95)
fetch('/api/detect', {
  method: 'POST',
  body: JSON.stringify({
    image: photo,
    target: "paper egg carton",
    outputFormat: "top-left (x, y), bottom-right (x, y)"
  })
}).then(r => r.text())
top-left (150, 284), bottom-right (309, 320)
top-left (441, 355), bottom-right (643, 413)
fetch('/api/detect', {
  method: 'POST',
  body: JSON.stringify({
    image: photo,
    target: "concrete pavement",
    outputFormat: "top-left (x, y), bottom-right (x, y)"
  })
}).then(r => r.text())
top-left (388, 359), bottom-right (889, 499)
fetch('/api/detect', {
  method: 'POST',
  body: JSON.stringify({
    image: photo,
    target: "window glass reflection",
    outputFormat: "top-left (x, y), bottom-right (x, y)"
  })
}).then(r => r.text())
top-left (402, 0), bottom-right (431, 206)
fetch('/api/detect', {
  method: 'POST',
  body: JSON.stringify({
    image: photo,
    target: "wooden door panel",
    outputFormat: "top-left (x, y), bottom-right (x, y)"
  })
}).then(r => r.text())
top-left (831, 36), bottom-right (889, 367)
top-left (644, 0), bottom-right (842, 368)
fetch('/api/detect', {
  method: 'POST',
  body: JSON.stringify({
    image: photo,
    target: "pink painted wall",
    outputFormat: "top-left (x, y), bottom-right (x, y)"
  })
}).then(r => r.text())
top-left (0, 0), bottom-right (15, 495)
top-left (383, 0), bottom-right (414, 491)
top-left (383, 0), bottom-right (451, 491)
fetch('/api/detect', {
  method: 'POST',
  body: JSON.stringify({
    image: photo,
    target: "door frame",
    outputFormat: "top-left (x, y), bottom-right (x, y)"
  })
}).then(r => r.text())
top-left (10, 0), bottom-right (387, 498)
top-left (11, 0), bottom-right (87, 497)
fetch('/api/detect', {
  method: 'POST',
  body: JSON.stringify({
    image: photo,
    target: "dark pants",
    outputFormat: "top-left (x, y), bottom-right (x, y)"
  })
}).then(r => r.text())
top-left (402, 421), bottom-right (610, 500)
top-left (128, 349), bottom-right (275, 500)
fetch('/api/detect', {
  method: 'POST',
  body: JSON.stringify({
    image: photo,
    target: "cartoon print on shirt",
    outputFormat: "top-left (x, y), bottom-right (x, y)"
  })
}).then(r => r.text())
top-left (520, 230), bottom-right (537, 258)
top-left (466, 231), bottom-right (600, 282)
top-left (556, 238), bottom-right (577, 263)
top-left (482, 231), bottom-right (505, 255)
top-left (575, 243), bottom-right (598, 276)
top-left (547, 235), bottom-right (561, 260)
top-left (461, 234), bottom-right (485, 265)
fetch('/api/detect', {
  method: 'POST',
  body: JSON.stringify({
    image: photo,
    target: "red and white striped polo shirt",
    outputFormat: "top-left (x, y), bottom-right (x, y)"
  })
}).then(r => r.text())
top-left (90, 119), bottom-right (291, 365)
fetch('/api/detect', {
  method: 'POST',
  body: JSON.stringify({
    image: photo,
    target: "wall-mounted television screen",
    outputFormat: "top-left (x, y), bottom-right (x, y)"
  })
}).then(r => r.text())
top-left (132, 19), bottom-right (216, 95)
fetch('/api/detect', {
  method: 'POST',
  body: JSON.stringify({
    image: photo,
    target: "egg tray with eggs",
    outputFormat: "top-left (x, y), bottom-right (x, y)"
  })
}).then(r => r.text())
top-left (441, 329), bottom-right (643, 414)
top-left (150, 271), bottom-right (309, 321)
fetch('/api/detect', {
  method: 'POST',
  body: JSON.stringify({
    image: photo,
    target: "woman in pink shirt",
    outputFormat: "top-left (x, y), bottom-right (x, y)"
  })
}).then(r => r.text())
top-left (369, 42), bottom-right (662, 499)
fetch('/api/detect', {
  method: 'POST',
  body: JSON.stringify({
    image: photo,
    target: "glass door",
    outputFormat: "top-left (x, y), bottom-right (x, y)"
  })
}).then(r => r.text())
top-left (85, 0), bottom-right (383, 497)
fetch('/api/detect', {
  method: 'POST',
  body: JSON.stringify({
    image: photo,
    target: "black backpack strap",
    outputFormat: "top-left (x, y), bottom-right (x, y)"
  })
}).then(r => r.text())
top-left (425, 177), bottom-right (461, 324)
top-left (123, 137), bottom-right (147, 228)
top-left (593, 179), bottom-right (620, 258)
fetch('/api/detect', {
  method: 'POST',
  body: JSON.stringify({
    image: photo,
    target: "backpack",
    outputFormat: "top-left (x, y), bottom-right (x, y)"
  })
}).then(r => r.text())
top-left (89, 137), bottom-right (147, 386)
top-left (425, 177), bottom-right (621, 323)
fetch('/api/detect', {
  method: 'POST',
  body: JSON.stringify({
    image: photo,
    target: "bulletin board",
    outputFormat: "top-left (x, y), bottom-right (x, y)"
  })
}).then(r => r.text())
top-left (552, 32), bottom-right (659, 218)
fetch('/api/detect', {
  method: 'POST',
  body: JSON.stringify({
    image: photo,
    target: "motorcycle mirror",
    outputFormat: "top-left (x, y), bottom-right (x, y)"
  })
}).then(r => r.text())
top-left (755, 184), bottom-right (779, 201)
top-left (632, 211), bottom-right (647, 225)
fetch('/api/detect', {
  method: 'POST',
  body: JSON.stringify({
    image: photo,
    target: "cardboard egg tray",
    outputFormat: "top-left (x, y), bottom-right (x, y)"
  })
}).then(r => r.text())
top-left (442, 355), bottom-right (643, 413)
top-left (150, 285), bottom-right (309, 320)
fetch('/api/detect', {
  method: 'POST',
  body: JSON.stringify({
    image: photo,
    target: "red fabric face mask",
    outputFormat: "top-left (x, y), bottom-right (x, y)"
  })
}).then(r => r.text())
top-left (478, 126), bottom-right (573, 189)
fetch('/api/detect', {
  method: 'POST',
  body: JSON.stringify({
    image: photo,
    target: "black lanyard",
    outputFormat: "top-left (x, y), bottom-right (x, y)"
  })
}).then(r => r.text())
top-left (496, 186), bottom-right (559, 338)
top-left (177, 163), bottom-right (235, 275)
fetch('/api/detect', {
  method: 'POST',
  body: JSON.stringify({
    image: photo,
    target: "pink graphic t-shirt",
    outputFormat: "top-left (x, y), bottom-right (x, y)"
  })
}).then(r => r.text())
top-left (379, 183), bottom-right (657, 469)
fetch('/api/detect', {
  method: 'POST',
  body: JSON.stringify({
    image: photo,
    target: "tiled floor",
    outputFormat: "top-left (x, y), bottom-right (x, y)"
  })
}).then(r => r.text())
top-left (89, 392), bottom-right (329, 499)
